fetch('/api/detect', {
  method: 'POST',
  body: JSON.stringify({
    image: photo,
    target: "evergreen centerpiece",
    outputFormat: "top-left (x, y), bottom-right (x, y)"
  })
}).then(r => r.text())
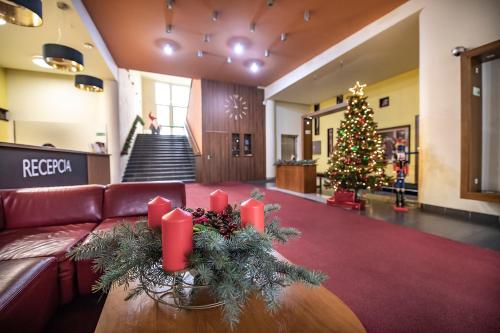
top-left (326, 82), bottom-right (390, 202)
top-left (69, 190), bottom-right (326, 327)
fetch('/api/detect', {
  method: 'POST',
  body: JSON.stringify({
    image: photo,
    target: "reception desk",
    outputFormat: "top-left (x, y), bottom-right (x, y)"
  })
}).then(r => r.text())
top-left (0, 142), bottom-right (110, 189)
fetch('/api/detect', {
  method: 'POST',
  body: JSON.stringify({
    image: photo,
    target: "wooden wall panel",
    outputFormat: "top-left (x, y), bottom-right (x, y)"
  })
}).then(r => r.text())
top-left (201, 80), bottom-right (265, 183)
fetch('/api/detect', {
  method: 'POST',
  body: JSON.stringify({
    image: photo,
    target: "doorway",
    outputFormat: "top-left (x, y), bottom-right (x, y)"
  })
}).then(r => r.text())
top-left (281, 135), bottom-right (297, 160)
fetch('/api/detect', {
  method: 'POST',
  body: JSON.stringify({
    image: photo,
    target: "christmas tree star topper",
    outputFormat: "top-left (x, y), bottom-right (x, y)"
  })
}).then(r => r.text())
top-left (348, 81), bottom-right (367, 96)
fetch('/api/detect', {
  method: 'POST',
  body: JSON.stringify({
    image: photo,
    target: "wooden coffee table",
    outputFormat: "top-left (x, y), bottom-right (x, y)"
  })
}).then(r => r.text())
top-left (94, 281), bottom-right (366, 333)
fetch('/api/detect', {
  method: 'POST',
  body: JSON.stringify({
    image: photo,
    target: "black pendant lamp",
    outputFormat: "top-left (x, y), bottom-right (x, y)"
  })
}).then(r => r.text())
top-left (43, 43), bottom-right (84, 72)
top-left (0, 0), bottom-right (43, 27)
top-left (75, 75), bottom-right (103, 92)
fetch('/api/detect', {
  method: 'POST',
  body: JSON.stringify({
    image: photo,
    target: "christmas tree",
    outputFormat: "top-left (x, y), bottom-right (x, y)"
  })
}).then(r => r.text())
top-left (326, 82), bottom-right (389, 199)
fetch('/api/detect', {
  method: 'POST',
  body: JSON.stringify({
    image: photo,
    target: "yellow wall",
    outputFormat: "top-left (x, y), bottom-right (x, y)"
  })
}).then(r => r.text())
top-left (0, 67), bottom-right (9, 142)
top-left (312, 69), bottom-right (419, 183)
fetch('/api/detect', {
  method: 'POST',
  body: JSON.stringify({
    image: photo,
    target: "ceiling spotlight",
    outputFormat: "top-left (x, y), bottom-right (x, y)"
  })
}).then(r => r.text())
top-left (280, 32), bottom-right (287, 42)
top-left (211, 10), bottom-right (219, 21)
top-left (165, 24), bottom-right (173, 33)
top-left (226, 56), bottom-right (232, 64)
top-left (249, 62), bottom-right (260, 73)
top-left (304, 9), bottom-right (311, 22)
top-left (83, 42), bottom-right (94, 49)
top-left (250, 22), bottom-right (256, 32)
top-left (163, 43), bottom-right (174, 55)
top-left (0, 0), bottom-right (43, 27)
top-left (32, 55), bottom-right (53, 69)
top-left (203, 33), bottom-right (211, 43)
top-left (197, 50), bottom-right (204, 58)
top-left (166, 0), bottom-right (174, 10)
top-left (264, 49), bottom-right (270, 57)
top-left (267, 0), bottom-right (275, 7)
top-left (233, 42), bottom-right (244, 55)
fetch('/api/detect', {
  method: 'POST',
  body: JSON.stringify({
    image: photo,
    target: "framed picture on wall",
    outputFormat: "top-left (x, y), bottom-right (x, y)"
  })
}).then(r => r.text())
top-left (377, 125), bottom-right (410, 163)
top-left (336, 95), bottom-right (344, 104)
top-left (313, 141), bottom-right (321, 155)
top-left (327, 128), bottom-right (334, 156)
top-left (379, 96), bottom-right (390, 108)
top-left (314, 117), bottom-right (320, 135)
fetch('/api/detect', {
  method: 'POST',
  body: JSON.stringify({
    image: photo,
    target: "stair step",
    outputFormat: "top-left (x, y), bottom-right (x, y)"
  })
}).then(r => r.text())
top-left (124, 170), bottom-right (195, 176)
top-left (129, 152), bottom-right (194, 156)
top-left (128, 156), bottom-right (194, 160)
top-left (123, 175), bottom-right (196, 182)
top-left (125, 165), bottom-right (195, 171)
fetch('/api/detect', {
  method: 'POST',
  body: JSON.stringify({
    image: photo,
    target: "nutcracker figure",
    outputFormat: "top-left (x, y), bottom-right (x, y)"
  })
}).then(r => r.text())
top-left (393, 139), bottom-right (409, 212)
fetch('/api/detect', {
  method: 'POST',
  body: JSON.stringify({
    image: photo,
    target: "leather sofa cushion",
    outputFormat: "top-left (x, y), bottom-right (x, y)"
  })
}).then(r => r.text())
top-left (0, 257), bottom-right (58, 333)
top-left (0, 223), bottom-right (97, 304)
top-left (2, 185), bottom-right (104, 229)
top-left (103, 182), bottom-right (186, 219)
top-left (0, 223), bottom-right (97, 261)
top-left (76, 216), bottom-right (145, 295)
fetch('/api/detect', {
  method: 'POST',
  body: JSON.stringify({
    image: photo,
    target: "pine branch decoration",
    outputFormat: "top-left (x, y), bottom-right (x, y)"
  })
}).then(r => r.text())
top-left (68, 190), bottom-right (327, 327)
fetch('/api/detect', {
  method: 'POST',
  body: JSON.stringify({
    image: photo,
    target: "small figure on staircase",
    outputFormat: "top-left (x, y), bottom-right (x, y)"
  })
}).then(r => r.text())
top-left (149, 112), bottom-right (160, 135)
top-left (393, 139), bottom-right (409, 212)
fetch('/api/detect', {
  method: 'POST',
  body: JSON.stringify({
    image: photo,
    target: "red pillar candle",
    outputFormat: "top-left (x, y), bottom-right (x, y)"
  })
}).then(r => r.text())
top-left (210, 189), bottom-right (228, 213)
top-left (161, 208), bottom-right (193, 272)
top-left (240, 198), bottom-right (265, 232)
top-left (148, 196), bottom-right (172, 229)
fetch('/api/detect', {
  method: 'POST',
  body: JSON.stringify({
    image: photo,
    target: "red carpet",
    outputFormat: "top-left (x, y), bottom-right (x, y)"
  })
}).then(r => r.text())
top-left (186, 182), bottom-right (500, 333)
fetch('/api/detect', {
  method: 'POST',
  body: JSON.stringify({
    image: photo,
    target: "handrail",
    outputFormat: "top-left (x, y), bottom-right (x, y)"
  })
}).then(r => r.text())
top-left (120, 115), bottom-right (145, 156)
top-left (185, 120), bottom-right (201, 156)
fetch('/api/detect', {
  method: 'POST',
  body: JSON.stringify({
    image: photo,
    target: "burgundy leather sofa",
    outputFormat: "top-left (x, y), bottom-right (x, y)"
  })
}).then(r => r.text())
top-left (0, 181), bottom-right (186, 332)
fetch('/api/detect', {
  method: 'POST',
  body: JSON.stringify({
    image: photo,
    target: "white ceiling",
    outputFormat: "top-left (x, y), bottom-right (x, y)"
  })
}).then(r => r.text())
top-left (272, 13), bottom-right (419, 105)
top-left (0, 0), bottom-right (114, 80)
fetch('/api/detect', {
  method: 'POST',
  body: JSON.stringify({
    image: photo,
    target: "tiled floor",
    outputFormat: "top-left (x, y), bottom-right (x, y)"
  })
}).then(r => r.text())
top-left (264, 183), bottom-right (500, 252)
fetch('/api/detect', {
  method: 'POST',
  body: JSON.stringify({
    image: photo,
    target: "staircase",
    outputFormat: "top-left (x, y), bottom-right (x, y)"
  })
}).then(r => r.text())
top-left (122, 134), bottom-right (196, 182)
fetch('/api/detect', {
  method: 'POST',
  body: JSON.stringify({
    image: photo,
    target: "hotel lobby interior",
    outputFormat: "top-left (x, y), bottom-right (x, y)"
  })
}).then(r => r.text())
top-left (0, 0), bottom-right (499, 332)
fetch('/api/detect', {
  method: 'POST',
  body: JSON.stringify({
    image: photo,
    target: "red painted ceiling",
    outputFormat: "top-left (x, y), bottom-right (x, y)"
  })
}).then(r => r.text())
top-left (82, 0), bottom-right (408, 86)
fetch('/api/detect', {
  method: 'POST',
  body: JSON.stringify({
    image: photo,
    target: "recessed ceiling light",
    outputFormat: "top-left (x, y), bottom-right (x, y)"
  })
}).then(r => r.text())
top-left (163, 43), bottom-right (174, 55)
top-left (226, 56), bottom-right (232, 64)
top-left (0, 18), bottom-right (6, 25)
top-left (249, 62), bottom-right (260, 73)
top-left (83, 42), bottom-right (94, 49)
top-left (233, 42), bottom-right (244, 55)
top-left (32, 55), bottom-right (53, 69)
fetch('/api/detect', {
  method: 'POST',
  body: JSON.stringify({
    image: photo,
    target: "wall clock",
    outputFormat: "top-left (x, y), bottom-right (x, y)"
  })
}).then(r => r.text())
top-left (224, 94), bottom-right (249, 120)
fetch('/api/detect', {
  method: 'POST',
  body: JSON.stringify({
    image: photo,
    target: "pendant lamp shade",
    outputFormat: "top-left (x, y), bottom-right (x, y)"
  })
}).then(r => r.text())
top-left (0, 0), bottom-right (42, 27)
top-left (75, 75), bottom-right (103, 92)
top-left (43, 43), bottom-right (84, 72)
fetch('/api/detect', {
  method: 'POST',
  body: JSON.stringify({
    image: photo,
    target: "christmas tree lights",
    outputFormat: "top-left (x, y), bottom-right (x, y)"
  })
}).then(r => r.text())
top-left (326, 82), bottom-right (390, 200)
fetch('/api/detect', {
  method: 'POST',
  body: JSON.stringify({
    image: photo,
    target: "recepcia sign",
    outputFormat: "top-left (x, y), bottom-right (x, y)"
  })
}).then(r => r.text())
top-left (0, 146), bottom-right (88, 189)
